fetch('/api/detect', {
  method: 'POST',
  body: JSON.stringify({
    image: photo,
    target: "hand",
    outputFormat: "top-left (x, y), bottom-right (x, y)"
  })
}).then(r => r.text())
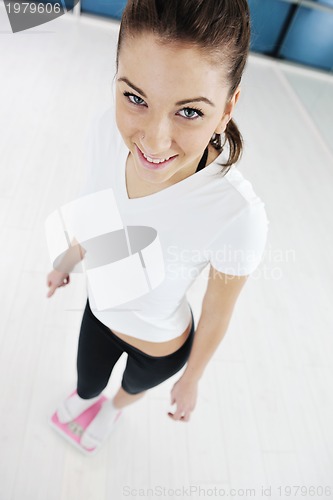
top-left (46, 269), bottom-right (70, 298)
top-left (168, 377), bottom-right (198, 422)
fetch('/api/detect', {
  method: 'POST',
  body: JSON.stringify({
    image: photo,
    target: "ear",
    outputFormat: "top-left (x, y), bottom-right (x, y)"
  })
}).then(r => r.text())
top-left (214, 87), bottom-right (241, 134)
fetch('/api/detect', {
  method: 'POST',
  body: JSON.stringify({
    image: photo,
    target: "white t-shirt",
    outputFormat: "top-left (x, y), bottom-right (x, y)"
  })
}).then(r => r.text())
top-left (77, 104), bottom-right (269, 342)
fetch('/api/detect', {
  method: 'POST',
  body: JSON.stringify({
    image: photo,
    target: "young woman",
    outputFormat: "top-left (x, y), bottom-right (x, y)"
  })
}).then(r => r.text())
top-left (46, 0), bottom-right (269, 453)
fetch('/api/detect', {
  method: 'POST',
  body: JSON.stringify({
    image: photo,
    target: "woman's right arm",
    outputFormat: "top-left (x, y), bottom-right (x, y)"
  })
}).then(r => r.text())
top-left (46, 237), bottom-right (86, 298)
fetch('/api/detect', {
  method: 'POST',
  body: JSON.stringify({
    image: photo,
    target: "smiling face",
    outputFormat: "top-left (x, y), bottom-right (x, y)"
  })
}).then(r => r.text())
top-left (115, 32), bottom-right (240, 187)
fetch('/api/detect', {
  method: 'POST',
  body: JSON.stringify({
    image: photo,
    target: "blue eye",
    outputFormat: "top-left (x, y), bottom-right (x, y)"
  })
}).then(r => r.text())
top-left (123, 92), bottom-right (146, 106)
top-left (178, 108), bottom-right (204, 120)
top-left (123, 91), bottom-right (204, 120)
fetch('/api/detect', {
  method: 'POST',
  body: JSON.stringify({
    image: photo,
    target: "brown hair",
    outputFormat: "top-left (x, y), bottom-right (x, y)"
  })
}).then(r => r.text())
top-left (115, 0), bottom-right (251, 175)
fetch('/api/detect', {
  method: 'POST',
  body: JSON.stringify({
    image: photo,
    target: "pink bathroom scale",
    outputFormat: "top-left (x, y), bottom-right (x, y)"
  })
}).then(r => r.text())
top-left (49, 392), bottom-right (119, 456)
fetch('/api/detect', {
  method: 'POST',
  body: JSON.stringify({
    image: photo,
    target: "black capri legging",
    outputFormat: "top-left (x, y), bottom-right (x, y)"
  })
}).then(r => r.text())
top-left (76, 298), bottom-right (195, 397)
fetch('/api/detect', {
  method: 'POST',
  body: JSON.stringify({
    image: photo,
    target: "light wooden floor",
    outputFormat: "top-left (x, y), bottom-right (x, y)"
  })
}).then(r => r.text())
top-left (0, 6), bottom-right (333, 500)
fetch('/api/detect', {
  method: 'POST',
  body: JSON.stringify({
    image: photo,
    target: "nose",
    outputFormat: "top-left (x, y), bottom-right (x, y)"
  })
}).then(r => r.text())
top-left (141, 115), bottom-right (173, 155)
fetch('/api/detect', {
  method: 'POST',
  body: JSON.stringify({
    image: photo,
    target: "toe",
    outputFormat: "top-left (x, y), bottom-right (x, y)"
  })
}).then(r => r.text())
top-left (81, 431), bottom-right (100, 450)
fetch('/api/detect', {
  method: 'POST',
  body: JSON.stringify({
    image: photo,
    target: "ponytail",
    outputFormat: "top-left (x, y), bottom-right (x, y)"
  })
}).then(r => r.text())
top-left (210, 118), bottom-right (244, 174)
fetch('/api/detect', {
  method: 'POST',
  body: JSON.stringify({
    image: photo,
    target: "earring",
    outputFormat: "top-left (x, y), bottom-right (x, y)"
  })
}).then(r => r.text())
top-left (211, 132), bottom-right (221, 148)
top-left (211, 129), bottom-right (228, 149)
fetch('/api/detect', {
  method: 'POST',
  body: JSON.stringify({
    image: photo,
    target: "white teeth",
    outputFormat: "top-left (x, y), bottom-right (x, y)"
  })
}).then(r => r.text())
top-left (142, 151), bottom-right (171, 164)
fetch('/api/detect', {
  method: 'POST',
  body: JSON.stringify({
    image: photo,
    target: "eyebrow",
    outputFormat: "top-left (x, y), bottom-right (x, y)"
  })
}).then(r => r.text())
top-left (117, 77), bottom-right (215, 107)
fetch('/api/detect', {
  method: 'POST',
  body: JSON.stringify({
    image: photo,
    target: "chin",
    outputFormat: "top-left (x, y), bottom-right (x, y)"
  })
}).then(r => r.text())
top-left (136, 163), bottom-right (172, 184)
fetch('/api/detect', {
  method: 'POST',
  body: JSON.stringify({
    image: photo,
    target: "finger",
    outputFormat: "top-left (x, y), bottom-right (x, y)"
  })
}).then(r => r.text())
top-left (171, 410), bottom-right (185, 421)
top-left (167, 412), bottom-right (181, 420)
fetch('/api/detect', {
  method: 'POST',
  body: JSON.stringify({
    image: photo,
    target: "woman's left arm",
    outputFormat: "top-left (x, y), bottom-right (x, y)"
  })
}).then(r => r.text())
top-left (168, 265), bottom-right (249, 422)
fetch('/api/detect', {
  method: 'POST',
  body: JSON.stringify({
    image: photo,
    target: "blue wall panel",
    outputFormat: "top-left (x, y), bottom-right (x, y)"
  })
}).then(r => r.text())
top-left (81, 0), bottom-right (126, 20)
top-left (248, 0), bottom-right (291, 53)
top-left (280, 2), bottom-right (333, 71)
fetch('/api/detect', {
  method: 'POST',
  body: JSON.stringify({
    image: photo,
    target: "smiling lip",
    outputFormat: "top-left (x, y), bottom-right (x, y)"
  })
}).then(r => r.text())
top-left (135, 145), bottom-right (178, 170)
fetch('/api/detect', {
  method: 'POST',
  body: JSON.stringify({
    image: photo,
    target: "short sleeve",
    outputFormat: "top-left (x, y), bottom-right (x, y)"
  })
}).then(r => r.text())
top-left (206, 202), bottom-right (269, 276)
